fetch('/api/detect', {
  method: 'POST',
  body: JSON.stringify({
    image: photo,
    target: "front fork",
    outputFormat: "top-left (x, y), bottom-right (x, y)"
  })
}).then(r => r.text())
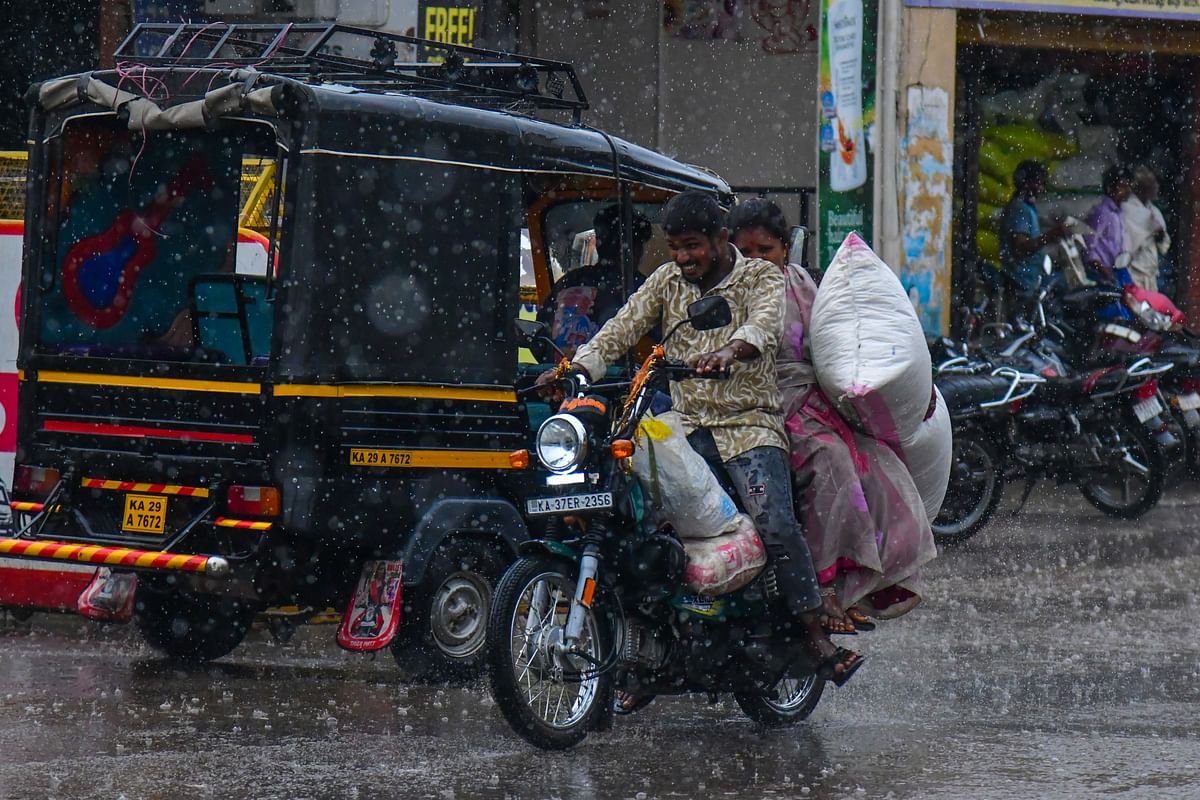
top-left (562, 543), bottom-right (600, 650)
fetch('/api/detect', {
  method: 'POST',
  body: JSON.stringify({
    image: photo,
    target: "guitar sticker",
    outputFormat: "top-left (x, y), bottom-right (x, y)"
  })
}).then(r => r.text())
top-left (61, 153), bottom-right (213, 330)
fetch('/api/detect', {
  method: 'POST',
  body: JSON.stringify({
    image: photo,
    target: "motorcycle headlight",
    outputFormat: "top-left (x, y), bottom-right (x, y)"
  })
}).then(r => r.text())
top-left (535, 414), bottom-right (588, 473)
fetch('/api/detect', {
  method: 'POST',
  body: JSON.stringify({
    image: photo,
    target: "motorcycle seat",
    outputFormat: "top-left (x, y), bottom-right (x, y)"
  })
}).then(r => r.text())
top-left (1157, 339), bottom-right (1200, 370)
top-left (935, 374), bottom-right (1016, 413)
top-left (1061, 287), bottom-right (1122, 316)
top-left (1043, 368), bottom-right (1126, 399)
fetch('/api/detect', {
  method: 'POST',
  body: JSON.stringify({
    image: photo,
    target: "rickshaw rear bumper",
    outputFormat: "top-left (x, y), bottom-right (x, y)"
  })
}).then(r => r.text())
top-left (0, 537), bottom-right (230, 578)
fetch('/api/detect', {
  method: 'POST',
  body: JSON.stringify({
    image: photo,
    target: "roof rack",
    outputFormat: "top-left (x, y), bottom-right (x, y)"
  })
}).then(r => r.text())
top-left (112, 22), bottom-right (589, 122)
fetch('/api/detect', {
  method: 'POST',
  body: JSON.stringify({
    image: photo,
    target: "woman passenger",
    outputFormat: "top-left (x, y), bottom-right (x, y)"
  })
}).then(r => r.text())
top-left (728, 199), bottom-right (937, 632)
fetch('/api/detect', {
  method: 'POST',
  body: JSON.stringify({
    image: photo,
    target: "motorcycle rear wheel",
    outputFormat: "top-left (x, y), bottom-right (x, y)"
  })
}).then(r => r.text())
top-left (932, 430), bottom-right (1006, 546)
top-left (486, 554), bottom-right (613, 751)
top-left (1079, 417), bottom-right (1165, 519)
top-left (735, 674), bottom-right (825, 726)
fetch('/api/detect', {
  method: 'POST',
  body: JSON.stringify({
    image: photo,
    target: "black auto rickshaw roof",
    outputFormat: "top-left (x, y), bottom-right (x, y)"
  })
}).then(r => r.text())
top-left (32, 22), bottom-right (731, 201)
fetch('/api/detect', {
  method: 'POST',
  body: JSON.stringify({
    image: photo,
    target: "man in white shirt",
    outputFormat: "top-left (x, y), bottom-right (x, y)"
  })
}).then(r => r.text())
top-left (1122, 165), bottom-right (1171, 292)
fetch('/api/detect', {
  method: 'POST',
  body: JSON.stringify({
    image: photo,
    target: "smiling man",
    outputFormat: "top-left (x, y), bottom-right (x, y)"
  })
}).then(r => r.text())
top-left (537, 191), bottom-right (861, 694)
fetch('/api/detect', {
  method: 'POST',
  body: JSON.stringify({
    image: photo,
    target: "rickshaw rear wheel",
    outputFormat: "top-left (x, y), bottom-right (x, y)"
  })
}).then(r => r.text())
top-left (390, 538), bottom-right (506, 683)
top-left (134, 586), bottom-right (257, 663)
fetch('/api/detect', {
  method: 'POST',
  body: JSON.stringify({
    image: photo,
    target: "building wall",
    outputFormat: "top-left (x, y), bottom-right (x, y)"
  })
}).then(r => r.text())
top-left (529, 1), bottom-right (819, 192)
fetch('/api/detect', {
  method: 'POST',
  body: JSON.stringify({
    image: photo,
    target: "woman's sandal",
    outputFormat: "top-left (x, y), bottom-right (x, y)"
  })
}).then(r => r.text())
top-left (820, 587), bottom-right (857, 636)
top-left (845, 607), bottom-right (876, 632)
top-left (816, 647), bottom-right (866, 688)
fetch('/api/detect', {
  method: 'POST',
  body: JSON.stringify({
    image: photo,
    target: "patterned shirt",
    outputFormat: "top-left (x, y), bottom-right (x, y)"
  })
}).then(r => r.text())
top-left (573, 245), bottom-right (786, 461)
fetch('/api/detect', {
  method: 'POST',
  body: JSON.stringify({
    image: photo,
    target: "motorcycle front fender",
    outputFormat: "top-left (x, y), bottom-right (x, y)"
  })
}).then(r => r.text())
top-left (517, 539), bottom-right (581, 563)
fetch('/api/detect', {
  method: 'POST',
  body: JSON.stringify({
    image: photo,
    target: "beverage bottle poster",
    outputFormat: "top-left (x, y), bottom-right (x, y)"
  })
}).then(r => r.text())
top-left (817, 0), bottom-right (878, 270)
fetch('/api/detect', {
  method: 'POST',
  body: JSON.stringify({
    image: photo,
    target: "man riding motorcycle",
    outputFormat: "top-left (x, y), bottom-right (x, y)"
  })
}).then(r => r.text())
top-left (535, 192), bottom-right (863, 689)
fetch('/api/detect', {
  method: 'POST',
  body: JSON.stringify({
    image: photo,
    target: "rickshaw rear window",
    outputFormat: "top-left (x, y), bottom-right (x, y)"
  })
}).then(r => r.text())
top-left (35, 118), bottom-right (277, 365)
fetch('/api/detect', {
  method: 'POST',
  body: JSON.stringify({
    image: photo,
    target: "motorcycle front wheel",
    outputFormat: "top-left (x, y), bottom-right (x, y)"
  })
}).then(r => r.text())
top-left (485, 554), bottom-right (613, 751)
top-left (932, 430), bottom-right (1006, 546)
top-left (1079, 416), bottom-right (1165, 519)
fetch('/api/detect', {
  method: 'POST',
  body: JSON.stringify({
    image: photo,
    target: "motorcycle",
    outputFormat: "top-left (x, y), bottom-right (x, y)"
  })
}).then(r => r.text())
top-left (930, 357), bottom-right (1041, 545)
top-left (488, 296), bottom-right (827, 750)
top-left (930, 259), bottom-right (1172, 540)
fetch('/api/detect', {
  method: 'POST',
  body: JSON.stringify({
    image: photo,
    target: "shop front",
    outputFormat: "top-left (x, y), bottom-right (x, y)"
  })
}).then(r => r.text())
top-left (907, 2), bottom-right (1200, 330)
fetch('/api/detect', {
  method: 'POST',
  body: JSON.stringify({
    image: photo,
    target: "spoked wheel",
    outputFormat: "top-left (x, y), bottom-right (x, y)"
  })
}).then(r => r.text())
top-left (932, 431), bottom-right (1006, 546)
top-left (735, 674), bottom-right (825, 726)
top-left (1079, 416), bottom-right (1165, 519)
top-left (486, 555), bottom-right (612, 750)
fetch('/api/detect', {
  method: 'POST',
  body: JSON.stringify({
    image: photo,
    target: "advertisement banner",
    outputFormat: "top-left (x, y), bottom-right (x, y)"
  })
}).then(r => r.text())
top-left (417, 0), bottom-right (518, 57)
top-left (817, 0), bottom-right (878, 270)
top-left (905, 0), bottom-right (1200, 21)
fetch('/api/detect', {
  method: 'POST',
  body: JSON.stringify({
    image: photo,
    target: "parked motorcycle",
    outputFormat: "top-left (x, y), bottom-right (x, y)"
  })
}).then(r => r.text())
top-left (931, 260), bottom-right (1172, 542)
top-left (930, 358), bottom-right (1040, 544)
top-left (488, 296), bottom-right (827, 750)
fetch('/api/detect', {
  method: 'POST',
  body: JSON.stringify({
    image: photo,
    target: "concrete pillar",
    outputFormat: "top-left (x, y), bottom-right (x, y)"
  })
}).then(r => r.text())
top-left (886, 5), bottom-right (957, 333)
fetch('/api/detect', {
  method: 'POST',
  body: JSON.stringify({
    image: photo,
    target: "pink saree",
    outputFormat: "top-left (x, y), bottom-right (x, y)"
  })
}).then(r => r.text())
top-left (777, 263), bottom-right (937, 618)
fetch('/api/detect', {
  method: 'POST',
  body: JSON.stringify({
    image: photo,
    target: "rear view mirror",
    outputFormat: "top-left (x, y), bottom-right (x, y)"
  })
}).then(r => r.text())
top-left (686, 296), bottom-right (733, 331)
top-left (789, 225), bottom-right (809, 267)
top-left (515, 318), bottom-right (548, 346)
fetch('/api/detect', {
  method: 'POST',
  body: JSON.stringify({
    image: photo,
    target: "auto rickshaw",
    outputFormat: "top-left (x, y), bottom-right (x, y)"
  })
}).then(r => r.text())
top-left (0, 22), bottom-right (732, 677)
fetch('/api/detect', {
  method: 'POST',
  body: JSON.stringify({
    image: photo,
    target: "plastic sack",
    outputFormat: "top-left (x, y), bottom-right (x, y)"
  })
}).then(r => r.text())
top-left (978, 173), bottom-right (1012, 208)
top-left (1075, 125), bottom-right (1119, 160)
top-left (631, 411), bottom-right (738, 539)
top-left (978, 139), bottom-right (1025, 182)
top-left (984, 124), bottom-right (1078, 161)
top-left (896, 387), bottom-right (952, 522)
top-left (1049, 155), bottom-right (1106, 191)
top-left (977, 229), bottom-right (1001, 264)
top-left (810, 233), bottom-right (933, 445)
top-left (682, 513), bottom-right (766, 596)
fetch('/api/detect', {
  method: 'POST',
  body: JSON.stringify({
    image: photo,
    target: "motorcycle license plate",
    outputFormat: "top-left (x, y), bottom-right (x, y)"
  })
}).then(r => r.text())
top-left (121, 493), bottom-right (167, 534)
top-left (1133, 396), bottom-right (1165, 424)
top-left (525, 492), bottom-right (613, 516)
top-left (1177, 392), bottom-right (1200, 411)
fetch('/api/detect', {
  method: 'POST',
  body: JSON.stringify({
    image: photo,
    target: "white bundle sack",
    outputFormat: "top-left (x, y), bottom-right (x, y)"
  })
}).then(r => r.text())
top-left (896, 386), bottom-right (952, 521)
top-left (682, 514), bottom-right (766, 596)
top-left (630, 411), bottom-right (738, 539)
top-left (810, 233), bottom-right (932, 445)
top-left (1049, 155), bottom-right (1106, 192)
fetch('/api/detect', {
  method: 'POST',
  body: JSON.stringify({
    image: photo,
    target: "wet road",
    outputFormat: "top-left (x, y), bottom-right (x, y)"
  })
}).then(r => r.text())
top-left (1, 488), bottom-right (1198, 800)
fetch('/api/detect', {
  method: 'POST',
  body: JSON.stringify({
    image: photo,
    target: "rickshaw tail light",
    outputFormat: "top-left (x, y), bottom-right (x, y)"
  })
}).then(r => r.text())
top-left (13, 465), bottom-right (61, 498)
top-left (509, 450), bottom-right (530, 469)
top-left (610, 440), bottom-right (635, 459)
top-left (227, 485), bottom-right (280, 517)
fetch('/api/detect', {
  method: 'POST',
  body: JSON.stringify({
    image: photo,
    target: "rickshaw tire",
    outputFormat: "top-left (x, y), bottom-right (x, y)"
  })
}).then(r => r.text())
top-left (134, 588), bottom-right (256, 663)
top-left (390, 537), bottom-right (508, 684)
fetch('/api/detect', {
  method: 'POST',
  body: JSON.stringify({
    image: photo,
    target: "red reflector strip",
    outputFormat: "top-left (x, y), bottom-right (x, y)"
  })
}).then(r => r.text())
top-left (580, 576), bottom-right (596, 608)
top-left (214, 517), bottom-right (272, 531)
top-left (44, 420), bottom-right (254, 444)
top-left (80, 477), bottom-right (209, 497)
top-left (10, 501), bottom-right (45, 512)
top-left (0, 537), bottom-right (212, 573)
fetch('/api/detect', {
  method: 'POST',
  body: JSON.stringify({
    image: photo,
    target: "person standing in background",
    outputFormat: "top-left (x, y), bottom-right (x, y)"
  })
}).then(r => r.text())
top-left (1086, 165), bottom-right (1134, 285)
top-left (999, 161), bottom-right (1067, 293)
top-left (1121, 165), bottom-right (1171, 293)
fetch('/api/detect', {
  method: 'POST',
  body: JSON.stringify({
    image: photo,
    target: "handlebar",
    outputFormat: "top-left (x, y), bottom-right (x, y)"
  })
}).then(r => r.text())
top-left (663, 360), bottom-right (730, 380)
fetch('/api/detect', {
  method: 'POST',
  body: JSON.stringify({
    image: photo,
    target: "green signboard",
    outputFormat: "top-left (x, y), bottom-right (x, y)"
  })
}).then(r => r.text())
top-left (817, 0), bottom-right (878, 269)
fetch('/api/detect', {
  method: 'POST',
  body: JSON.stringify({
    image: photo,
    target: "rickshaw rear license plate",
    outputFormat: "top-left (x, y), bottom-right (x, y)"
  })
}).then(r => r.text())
top-left (122, 494), bottom-right (167, 534)
top-left (525, 492), bottom-right (613, 516)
